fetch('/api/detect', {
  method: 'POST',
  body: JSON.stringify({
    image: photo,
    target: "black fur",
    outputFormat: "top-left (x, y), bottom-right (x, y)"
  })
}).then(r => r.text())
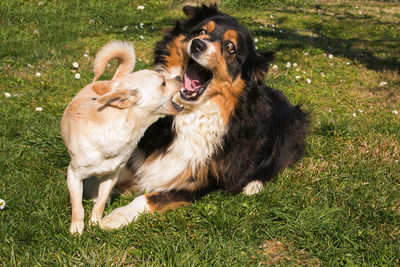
top-left (216, 80), bottom-right (309, 193)
top-left (141, 4), bottom-right (309, 195)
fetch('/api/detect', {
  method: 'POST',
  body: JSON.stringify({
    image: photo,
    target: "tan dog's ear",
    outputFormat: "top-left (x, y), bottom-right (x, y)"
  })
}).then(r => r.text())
top-left (92, 81), bottom-right (112, 96)
top-left (97, 89), bottom-right (139, 110)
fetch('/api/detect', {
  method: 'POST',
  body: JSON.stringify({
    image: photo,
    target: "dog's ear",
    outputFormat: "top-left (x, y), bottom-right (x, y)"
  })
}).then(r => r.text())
top-left (248, 51), bottom-right (275, 81)
top-left (92, 81), bottom-right (113, 96)
top-left (97, 89), bottom-right (139, 110)
top-left (183, 4), bottom-right (219, 19)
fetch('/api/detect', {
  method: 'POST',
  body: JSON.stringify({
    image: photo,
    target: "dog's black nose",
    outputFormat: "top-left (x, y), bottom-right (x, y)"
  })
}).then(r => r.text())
top-left (191, 39), bottom-right (207, 54)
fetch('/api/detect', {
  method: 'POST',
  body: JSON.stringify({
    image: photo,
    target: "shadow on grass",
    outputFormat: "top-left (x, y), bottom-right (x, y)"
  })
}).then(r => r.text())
top-left (252, 8), bottom-right (399, 74)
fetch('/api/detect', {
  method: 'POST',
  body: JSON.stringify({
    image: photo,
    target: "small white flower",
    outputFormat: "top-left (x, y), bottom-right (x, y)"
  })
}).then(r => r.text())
top-left (379, 81), bottom-right (388, 87)
top-left (35, 107), bottom-right (43, 112)
top-left (328, 54), bottom-right (333, 59)
top-left (346, 62), bottom-right (351, 65)
top-left (352, 113), bottom-right (357, 117)
top-left (306, 78), bottom-right (311, 84)
top-left (392, 110), bottom-right (399, 115)
top-left (75, 73), bottom-right (81, 79)
top-left (320, 72), bottom-right (326, 77)
top-left (27, 63), bottom-right (33, 68)
top-left (4, 92), bottom-right (11, 98)
top-left (270, 15), bottom-right (274, 18)
top-left (84, 53), bottom-right (89, 58)
top-left (295, 75), bottom-right (301, 80)
top-left (272, 65), bottom-right (278, 70)
top-left (268, 42), bottom-right (272, 46)
top-left (255, 45), bottom-right (258, 50)
top-left (271, 24), bottom-right (275, 28)
top-left (89, 19), bottom-right (95, 24)
top-left (293, 63), bottom-right (298, 67)
top-left (38, 1), bottom-right (44, 5)
top-left (137, 5), bottom-right (145, 10)
top-left (72, 62), bottom-right (79, 68)
top-left (33, 30), bottom-right (39, 35)
top-left (259, 26), bottom-right (263, 29)
top-left (286, 62), bottom-right (291, 68)
top-left (123, 26), bottom-right (128, 31)
top-left (139, 35), bottom-right (144, 40)
top-left (359, 11), bottom-right (362, 15)
top-left (151, 26), bottom-right (155, 30)
top-left (35, 72), bottom-right (41, 77)
top-left (358, 109), bottom-right (364, 114)
top-left (254, 38), bottom-right (258, 43)
top-left (0, 199), bottom-right (5, 210)
top-left (279, 29), bottom-right (283, 33)
top-left (139, 23), bottom-right (144, 28)
top-left (304, 52), bottom-right (309, 56)
top-left (328, 108), bottom-right (332, 113)
top-left (355, 6), bottom-right (358, 8)
top-left (13, 94), bottom-right (20, 97)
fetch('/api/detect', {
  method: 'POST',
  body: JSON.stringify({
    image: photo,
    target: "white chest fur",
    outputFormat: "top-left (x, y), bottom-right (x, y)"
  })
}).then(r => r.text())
top-left (135, 101), bottom-right (226, 192)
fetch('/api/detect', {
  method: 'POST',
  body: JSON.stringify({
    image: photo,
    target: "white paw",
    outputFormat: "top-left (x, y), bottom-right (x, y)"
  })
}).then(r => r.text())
top-left (99, 209), bottom-right (132, 230)
top-left (242, 180), bottom-right (264, 195)
top-left (70, 221), bottom-right (84, 235)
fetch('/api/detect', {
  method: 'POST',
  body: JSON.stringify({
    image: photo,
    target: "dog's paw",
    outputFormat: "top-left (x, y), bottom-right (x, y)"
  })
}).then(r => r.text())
top-left (89, 217), bottom-right (100, 227)
top-left (242, 180), bottom-right (264, 195)
top-left (99, 208), bottom-right (131, 230)
top-left (70, 221), bottom-right (84, 235)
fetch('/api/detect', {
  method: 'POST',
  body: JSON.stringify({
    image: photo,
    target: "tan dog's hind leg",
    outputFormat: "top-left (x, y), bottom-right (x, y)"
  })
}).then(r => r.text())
top-left (67, 164), bottom-right (85, 235)
top-left (89, 172), bottom-right (119, 225)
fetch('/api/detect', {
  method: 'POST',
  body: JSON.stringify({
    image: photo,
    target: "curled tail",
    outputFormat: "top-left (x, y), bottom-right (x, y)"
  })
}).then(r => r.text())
top-left (93, 41), bottom-right (135, 82)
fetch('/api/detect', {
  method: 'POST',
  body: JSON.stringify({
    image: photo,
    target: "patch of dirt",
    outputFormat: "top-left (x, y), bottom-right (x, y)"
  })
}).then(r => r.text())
top-left (257, 240), bottom-right (321, 266)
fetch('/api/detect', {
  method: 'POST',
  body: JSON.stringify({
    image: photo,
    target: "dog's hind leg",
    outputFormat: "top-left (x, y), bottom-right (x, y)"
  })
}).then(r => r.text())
top-left (67, 164), bottom-right (85, 235)
top-left (99, 190), bottom-right (193, 230)
top-left (89, 171), bottom-right (119, 225)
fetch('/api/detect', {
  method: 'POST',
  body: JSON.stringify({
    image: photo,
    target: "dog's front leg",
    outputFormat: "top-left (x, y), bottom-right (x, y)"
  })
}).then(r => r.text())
top-left (89, 171), bottom-right (119, 225)
top-left (67, 164), bottom-right (85, 235)
top-left (99, 190), bottom-right (193, 230)
top-left (99, 194), bottom-right (149, 230)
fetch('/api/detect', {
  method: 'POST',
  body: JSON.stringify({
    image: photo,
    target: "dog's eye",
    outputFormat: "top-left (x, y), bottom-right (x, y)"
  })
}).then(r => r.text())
top-left (197, 29), bottom-right (207, 36)
top-left (225, 42), bottom-right (236, 55)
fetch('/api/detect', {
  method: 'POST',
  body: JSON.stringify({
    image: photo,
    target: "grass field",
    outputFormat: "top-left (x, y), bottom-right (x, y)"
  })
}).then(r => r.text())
top-left (1, 0), bottom-right (399, 265)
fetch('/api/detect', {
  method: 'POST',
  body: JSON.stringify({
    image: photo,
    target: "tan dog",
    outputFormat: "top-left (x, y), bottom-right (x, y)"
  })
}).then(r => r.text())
top-left (61, 41), bottom-right (183, 234)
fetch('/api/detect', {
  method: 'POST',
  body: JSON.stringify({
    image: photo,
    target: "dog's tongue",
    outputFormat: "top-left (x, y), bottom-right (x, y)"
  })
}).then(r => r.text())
top-left (184, 73), bottom-right (202, 92)
top-left (183, 64), bottom-right (205, 92)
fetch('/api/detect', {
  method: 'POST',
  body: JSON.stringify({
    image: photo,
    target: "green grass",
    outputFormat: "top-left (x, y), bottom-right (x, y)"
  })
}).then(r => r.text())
top-left (1, 0), bottom-right (399, 265)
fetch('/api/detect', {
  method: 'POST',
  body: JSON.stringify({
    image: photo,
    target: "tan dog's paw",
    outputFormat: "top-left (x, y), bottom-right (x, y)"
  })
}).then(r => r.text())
top-left (70, 221), bottom-right (84, 235)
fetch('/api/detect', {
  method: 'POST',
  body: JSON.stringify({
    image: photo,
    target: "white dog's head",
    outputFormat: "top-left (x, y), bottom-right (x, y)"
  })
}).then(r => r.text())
top-left (97, 70), bottom-right (183, 115)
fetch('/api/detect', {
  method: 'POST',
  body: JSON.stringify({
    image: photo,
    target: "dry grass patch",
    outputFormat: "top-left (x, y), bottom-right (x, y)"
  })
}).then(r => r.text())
top-left (257, 240), bottom-right (320, 266)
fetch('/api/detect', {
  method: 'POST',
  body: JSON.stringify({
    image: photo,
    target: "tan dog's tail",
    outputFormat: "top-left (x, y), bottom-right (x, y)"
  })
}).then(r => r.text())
top-left (92, 41), bottom-right (135, 83)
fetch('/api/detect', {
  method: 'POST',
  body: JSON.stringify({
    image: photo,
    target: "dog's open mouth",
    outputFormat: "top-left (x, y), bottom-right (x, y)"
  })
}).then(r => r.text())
top-left (180, 59), bottom-right (213, 101)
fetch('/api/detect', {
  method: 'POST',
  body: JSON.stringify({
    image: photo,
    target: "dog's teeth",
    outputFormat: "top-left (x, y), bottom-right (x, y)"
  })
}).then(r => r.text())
top-left (191, 92), bottom-right (196, 97)
top-left (180, 88), bottom-right (185, 93)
